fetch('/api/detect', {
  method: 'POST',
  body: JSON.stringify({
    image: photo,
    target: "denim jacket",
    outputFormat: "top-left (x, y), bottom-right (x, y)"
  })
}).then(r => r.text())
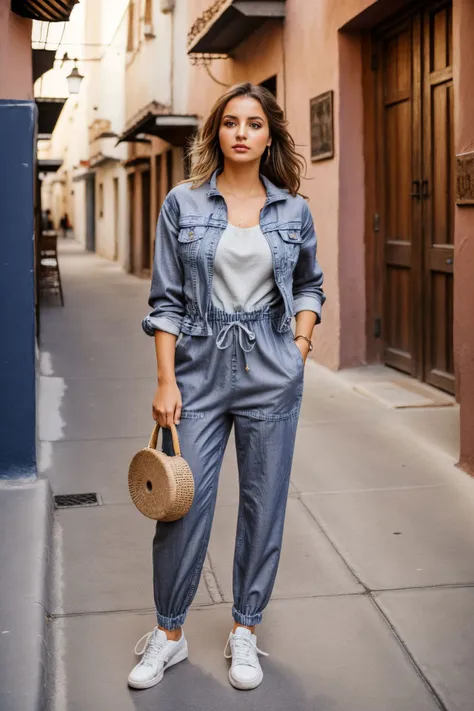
top-left (142, 169), bottom-right (325, 337)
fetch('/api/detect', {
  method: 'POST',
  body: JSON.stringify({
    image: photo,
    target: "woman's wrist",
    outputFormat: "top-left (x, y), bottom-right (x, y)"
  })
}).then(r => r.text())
top-left (294, 334), bottom-right (313, 351)
top-left (157, 373), bottom-right (177, 386)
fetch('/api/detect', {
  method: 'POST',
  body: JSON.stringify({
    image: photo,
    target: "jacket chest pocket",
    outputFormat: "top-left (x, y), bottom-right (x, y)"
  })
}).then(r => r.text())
top-left (177, 226), bottom-right (206, 264)
top-left (278, 229), bottom-right (303, 268)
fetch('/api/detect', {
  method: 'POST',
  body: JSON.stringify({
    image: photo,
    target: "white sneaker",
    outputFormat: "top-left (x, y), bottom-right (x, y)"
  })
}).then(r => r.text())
top-left (224, 627), bottom-right (268, 690)
top-left (128, 627), bottom-right (188, 689)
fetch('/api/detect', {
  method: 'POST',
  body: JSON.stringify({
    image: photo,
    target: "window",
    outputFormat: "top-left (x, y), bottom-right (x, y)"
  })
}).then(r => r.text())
top-left (144, 0), bottom-right (154, 37)
top-left (145, 0), bottom-right (153, 25)
top-left (127, 0), bottom-right (135, 52)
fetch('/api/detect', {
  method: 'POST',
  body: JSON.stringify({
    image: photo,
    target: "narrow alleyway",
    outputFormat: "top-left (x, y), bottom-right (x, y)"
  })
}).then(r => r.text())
top-left (39, 241), bottom-right (474, 711)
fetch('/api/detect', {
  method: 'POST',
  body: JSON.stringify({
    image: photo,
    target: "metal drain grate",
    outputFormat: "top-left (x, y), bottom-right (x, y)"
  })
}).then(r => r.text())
top-left (54, 493), bottom-right (101, 509)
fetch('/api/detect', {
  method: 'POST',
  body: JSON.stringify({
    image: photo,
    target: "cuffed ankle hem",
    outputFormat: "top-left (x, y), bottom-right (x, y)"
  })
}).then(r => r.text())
top-left (232, 606), bottom-right (262, 626)
top-left (156, 611), bottom-right (187, 630)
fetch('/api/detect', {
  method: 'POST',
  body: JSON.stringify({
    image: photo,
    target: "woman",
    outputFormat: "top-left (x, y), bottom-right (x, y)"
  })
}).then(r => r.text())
top-left (129, 82), bottom-right (325, 691)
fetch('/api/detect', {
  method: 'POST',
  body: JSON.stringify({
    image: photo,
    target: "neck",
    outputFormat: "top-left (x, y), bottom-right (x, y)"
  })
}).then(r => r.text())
top-left (218, 159), bottom-right (263, 195)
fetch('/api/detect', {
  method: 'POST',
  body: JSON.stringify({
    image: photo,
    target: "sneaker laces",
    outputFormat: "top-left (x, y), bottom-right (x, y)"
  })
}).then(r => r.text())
top-left (224, 631), bottom-right (269, 666)
top-left (134, 630), bottom-right (166, 667)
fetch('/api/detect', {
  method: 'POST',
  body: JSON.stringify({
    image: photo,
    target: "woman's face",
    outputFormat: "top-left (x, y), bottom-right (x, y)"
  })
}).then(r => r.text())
top-left (218, 95), bottom-right (271, 165)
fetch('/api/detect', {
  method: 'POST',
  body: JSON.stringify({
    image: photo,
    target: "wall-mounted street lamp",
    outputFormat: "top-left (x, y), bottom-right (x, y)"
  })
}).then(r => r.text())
top-left (66, 60), bottom-right (84, 95)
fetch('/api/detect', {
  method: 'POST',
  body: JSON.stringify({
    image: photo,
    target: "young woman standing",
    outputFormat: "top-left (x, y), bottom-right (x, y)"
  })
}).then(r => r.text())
top-left (129, 82), bottom-right (325, 691)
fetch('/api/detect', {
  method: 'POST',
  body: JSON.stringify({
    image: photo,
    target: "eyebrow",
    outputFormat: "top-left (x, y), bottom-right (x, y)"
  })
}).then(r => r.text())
top-left (223, 114), bottom-right (265, 121)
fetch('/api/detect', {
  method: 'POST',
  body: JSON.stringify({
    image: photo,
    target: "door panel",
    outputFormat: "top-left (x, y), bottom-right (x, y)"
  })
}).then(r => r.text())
top-left (128, 173), bottom-right (135, 274)
top-left (379, 20), bottom-right (421, 374)
top-left (423, 2), bottom-right (454, 393)
top-left (141, 170), bottom-right (151, 274)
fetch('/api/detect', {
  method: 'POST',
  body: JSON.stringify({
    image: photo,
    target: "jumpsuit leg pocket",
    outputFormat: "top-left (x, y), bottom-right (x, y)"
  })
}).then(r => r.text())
top-left (283, 329), bottom-right (305, 373)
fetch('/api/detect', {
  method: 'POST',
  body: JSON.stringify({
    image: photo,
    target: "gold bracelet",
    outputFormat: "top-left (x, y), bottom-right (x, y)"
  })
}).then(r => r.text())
top-left (294, 335), bottom-right (313, 351)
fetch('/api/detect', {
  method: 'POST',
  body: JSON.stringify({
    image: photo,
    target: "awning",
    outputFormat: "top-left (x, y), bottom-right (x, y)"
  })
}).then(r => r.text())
top-left (35, 98), bottom-right (66, 137)
top-left (89, 153), bottom-right (121, 169)
top-left (11, 0), bottom-right (78, 21)
top-left (37, 158), bottom-right (62, 173)
top-left (124, 156), bottom-right (151, 169)
top-left (33, 49), bottom-right (56, 83)
top-left (72, 170), bottom-right (94, 182)
top-left (118, 112), bottom-right (199, 147)
top-left (187, 0), bottom-right (286, 55)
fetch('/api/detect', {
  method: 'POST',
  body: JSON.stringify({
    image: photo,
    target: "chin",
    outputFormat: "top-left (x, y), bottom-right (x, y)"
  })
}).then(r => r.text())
top-left (224, 152), bottom-right (258, 164)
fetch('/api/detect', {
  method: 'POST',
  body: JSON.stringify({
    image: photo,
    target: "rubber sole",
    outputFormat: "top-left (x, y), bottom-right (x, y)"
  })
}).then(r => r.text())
top-left (228, 666), bottom-right (263, 691)
top-left (128, 643), bottom-right (189, 690)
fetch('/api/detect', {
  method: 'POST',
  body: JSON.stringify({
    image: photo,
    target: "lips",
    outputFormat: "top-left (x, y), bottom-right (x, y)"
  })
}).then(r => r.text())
top-left (232, 145), bottom-right (250, 151)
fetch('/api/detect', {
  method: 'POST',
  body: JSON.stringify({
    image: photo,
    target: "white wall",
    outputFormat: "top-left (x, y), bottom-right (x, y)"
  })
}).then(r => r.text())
top-left (172, 0), bottom-right (190, 115)
top-left (86, 0), bottom-right (129, 264)
top-left (125, 0), bottom-right (173, 122)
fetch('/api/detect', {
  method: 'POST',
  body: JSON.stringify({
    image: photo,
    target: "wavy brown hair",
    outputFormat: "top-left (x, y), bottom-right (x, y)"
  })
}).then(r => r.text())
top-left (185, 83), bottom-right (306, 197)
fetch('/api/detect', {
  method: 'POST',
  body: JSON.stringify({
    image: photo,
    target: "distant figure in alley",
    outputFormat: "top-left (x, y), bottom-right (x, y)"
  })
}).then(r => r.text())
top-left (129, 82), bottom-right (325, 692)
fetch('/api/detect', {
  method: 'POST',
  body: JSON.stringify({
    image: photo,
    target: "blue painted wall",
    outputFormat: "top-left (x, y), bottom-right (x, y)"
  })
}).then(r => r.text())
top-left (0, 100), bottom-right (37, 478)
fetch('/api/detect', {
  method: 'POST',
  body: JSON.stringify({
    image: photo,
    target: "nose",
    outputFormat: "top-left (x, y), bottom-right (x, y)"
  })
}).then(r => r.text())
top-left (236, 122), bottom-right (248, 141)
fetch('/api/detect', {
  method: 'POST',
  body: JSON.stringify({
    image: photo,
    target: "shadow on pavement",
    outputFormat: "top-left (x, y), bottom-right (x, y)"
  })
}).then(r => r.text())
top-left (128, 657), bottom-right (329, 711)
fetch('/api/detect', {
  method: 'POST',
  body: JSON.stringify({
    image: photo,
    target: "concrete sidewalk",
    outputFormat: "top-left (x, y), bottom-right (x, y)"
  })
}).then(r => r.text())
top-left (40, 241), bottom-right (474, 711)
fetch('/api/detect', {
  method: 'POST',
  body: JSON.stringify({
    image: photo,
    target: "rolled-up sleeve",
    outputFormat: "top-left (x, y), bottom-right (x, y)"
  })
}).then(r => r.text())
top-left (292, 202), bottom-right (326, 323)
top-left (142, 194), bottom-right (185, 337)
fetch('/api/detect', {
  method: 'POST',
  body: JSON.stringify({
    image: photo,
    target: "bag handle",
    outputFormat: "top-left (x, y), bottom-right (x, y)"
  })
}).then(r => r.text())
top-left (148, 422), bottom-right (181, 457)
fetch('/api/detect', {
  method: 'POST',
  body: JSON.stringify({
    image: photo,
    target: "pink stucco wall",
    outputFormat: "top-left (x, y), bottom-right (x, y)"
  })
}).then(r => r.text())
top-left (453, 0), bottom-right (474, 475)
top-left (0, 0), bottom-right (32, 100)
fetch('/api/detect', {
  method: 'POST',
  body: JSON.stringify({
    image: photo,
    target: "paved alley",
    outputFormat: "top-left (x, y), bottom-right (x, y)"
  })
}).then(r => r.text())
top-left (39, 241), bottom-right (474, 711)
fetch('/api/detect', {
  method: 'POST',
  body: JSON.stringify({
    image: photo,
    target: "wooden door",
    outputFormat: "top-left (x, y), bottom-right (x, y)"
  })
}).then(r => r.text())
top-left (377, 15), bottom-right (422, 376)
top-left (113, 177), bottom-right (119, 262)
top-left (155, 154), bottom-right (162, 224)
top-left (375, 1), bottom-right (454, 394)
top-left (127, 173), bottom-right (135, 274)
top-left (422, 2), bottom-right (455, 392)
top-left (166, 149), bottom-right (173, 192)
top-left (141, 170), bottom-right (151, 274)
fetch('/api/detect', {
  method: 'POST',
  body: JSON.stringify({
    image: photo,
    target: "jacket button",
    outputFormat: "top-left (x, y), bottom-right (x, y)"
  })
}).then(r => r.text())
top-left (290, 232), bottom-right (297, 239)
top-left (188, 230), bottom-right (194, 239)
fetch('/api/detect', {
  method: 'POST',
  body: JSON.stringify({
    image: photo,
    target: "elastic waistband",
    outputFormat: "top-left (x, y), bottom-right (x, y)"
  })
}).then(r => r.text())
top-left (207, 304), bottom-right (284, 326)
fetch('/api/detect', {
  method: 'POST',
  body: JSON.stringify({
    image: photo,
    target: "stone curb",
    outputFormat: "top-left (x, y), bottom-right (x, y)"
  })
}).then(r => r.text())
top-left (0, 478), bottom-right (53, 711)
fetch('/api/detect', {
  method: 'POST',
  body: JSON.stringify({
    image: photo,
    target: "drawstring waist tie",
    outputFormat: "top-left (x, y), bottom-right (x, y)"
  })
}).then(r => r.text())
top-left (216, 322), bottom-right (256, 372)
top-left (209, 305), bottom-right (284, 373)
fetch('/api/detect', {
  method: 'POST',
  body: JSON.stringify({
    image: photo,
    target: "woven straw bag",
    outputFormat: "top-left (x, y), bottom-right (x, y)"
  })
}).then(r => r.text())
top-left (128, 423), bottom-right (194, 522)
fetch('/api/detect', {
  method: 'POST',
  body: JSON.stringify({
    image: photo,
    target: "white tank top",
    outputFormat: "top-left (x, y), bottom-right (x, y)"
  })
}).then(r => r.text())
top-left (211, 223), bottom-right (280, 313)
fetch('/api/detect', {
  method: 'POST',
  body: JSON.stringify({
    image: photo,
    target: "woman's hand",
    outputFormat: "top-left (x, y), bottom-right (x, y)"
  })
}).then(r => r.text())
top-left (295, 339), bottom-right (310, 364)
top-left (152, 381), bottom-right (182, 427)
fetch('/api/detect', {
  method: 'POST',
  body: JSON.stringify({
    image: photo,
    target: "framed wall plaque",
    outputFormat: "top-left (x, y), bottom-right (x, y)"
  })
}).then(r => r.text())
top-left (456, 152), bottom-right (474, 205)
top-left (310, 90), bottom-right (334, 162)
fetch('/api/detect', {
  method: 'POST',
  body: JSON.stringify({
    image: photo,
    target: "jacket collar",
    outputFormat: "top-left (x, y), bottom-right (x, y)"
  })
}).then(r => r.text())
top-left (206, 168), bottom-right (289, 204)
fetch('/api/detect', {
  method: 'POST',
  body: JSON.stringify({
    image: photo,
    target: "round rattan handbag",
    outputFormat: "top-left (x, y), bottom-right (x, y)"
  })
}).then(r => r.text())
top-left (128, 423), bottom-right (194, 522)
